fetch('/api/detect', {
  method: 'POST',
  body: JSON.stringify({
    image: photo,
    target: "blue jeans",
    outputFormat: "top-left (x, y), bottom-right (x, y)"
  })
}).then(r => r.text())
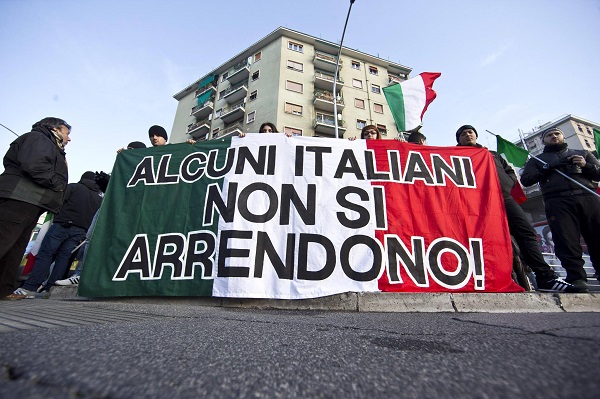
top-left (22, 223), bottom-right (86, 291)
top-left (72, 209), bottom-right (99, 277)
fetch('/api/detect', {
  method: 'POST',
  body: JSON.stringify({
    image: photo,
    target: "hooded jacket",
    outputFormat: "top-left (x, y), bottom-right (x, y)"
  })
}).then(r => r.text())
top-left (0, 125), bottom-right (68, 213)
top-left (53, 175), bottom-right (103, 230)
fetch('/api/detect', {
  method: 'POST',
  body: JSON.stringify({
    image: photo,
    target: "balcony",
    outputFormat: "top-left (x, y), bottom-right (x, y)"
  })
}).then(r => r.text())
top-left (313, 51), bottom-right (341, 73)
top-left (314, 113), bottom-right (346, 136)
top-left (314, 71), bottom-right (344, 92)
top-left (191, 98), bottom-right (214, 120)
top-left (388, 74), bottom-right (404, 85)
top-left (226, 60), bottom-right (250, 85)
top-left (222, 81), bottom-right (248, 104)
top-left (214, 122), bottom-right (243, 139)
top-left (314, 90), bottom-right (344, 113)
top-left (187, 118), bottom-right (210, 140)
top-left (195, 83), bottom-right (216, 98)
top-left (220, 101), bottom-right (245, 124)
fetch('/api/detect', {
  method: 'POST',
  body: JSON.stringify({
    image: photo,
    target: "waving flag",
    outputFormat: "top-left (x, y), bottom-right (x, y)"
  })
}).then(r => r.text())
top-left (383, 72), bottom-right (441, 132)
top-left (495, 135), bottom-right (528, 204)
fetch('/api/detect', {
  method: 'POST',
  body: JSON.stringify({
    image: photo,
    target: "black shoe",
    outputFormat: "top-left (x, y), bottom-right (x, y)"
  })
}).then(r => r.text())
top-left (537, 278), bottom-right (588, 293)
top-left (570, 280), bottom-right (590, 293)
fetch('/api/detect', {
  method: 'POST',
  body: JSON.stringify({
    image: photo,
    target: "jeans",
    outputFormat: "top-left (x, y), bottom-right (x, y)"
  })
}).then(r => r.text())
top-left (72, 209), bottom-right (99, 277)
top-left (22, 223), bottom-right (86, 291)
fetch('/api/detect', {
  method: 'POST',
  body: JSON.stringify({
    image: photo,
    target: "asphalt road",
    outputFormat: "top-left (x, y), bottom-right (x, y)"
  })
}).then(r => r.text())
top-left (1, 300), bottom-right (599, 398)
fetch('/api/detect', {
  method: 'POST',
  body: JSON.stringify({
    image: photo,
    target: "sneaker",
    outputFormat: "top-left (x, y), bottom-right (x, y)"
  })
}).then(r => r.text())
top-left (55, 276), bottom-right (80, 286)
top-left (536, 278), bottom-right (588, 293)
top-left (571, 280), bottom-right (590, 293)
top-left (13, 287), bottom-right (37, 298)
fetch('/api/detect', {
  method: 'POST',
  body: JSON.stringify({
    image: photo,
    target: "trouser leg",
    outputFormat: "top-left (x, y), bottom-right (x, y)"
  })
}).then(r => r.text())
top-left (578, 196), bottom-right (600, 276)
top-left (45, 227), bottom-right (85, 288)
top-left (22, 224), bottom-right (68, 291)
top-left (0, 199), bottom-right (41, 298)
top-left (504, 196), bottom-right (554, 281)
top-left (545, 197), bottom-right (586, 282)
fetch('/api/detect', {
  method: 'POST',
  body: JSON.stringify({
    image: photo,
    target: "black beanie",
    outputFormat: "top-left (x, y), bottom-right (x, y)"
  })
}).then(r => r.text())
top-left (456, 125), bottom-right (478, 143)
top-left (81, 171), bottom-right (96, 181)
top-left (148, 125), bottom-right (168, 141)
top-left (127, 141), bottom-right (147, 149)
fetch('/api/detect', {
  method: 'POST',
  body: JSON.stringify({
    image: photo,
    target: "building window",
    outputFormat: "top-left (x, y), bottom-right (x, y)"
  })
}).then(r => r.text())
top-left (286, 80), bottom-right (303, 93)
top-left (287, 60), bottom-right (303, 72)
top-left (352, 79), bottom-right (363, 89)
top-left (357, 119), bottom-right (366, 130)
top-left (354, 98), bottom-right (365, 109)
top-left (221, 71), bottom-right (229, 81)
top-left (351, 60), bottom-right (360, 70)
top-left (288, 41), bottom-right (303, 53)
top-left (369, 66), bottom-right (378, 75)
top-left (219, 90), bottom-right (226, 99)
top-left (249, 90), bottom-right (257, 101)
top-left (247, 111), bottom-right (256, 124)
top-left (371, 84), bottom-right (381, 94)
top-left (253, 52), bottom-right (262, 62)
top-left (252, 70), bottom-right (260, 81)
top-left (215, 108), bottom-right (222, 118)
top-left (377, 124), bottom-right (387, 135)
top-left (576, 123), bottom-right (583, 132)
top-left (284, 126), bottom-right (303, 136)
top-left (285, 102), bottom-right (303, 116)
top-left (212, 128), bottom-right (220, 138)
top-left (374, 103), bottom-right (384, 113)
top-left (584, 139), bottom-right (591, 148)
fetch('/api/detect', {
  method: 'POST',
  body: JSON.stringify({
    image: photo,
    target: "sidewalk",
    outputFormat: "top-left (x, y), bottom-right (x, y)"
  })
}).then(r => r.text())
top-left (43, 285), bottom-right (600, 313)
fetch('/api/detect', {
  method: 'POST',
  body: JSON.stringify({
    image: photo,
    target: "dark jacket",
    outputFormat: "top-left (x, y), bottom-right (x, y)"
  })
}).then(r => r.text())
top-left (0, 126), bottom-right (68, 213)
top-left (54, 176), bottom-right (103, 230)
top-left (520, 145), bottom-right (600, 199)
top-left (458, 143), bottom-right (516, 199)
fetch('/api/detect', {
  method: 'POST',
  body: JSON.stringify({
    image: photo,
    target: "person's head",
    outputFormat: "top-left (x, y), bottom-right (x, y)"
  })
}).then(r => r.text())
top-left (32, 117), bottom-right (72, 146)
top-left (361, 125), bottom-right (382, 140)
top-left (407, 131), bottom-right (427, 145)
top-left (456, 125), bottom-right (478, 146)
top-left (259, 122), bottom-right (278, 133)
top-left (127, 141), bottom-right (147, 150)
top-left (148, 125), bottom-right (168, 146)
top-left (81, 171), bottom-right (96, 181)
top-left (541, 127), bottom-right (565, 145)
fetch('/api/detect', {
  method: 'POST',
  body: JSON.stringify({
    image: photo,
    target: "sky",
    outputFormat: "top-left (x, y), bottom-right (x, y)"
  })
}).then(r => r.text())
top-left (1, 0), bottom-right (599, 183)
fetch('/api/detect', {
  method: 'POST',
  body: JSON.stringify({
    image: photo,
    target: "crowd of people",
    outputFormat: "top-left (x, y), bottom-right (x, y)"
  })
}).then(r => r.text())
top-left (0, 118), bottom-right (598, 299)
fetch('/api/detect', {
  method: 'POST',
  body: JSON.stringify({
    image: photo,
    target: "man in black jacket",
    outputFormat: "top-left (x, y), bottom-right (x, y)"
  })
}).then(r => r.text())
top-left (456, 125), bottom-right (585, 292)
top-left (521, 127), bottom-right (600, 292)
top-left (0, 117), bottom-right (70, 299)
top-left (13, 171), bottom-right (103, 297)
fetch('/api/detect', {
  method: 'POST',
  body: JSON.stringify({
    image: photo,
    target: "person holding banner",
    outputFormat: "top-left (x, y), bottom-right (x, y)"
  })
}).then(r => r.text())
top-left (0, 117), bottom-right (70, 300)
top-left (456, 125), bottom-right (584, 293)
top-left (521, 127), bottom-right (600, 292)
top-left (361, 125), bottom-right (382, 140)
top-left (407, 131), bottom-right (427, 145)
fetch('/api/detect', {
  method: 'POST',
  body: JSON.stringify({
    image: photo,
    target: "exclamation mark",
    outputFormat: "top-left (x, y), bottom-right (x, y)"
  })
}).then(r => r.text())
top-left (470, 239), bottom-right (485, 290)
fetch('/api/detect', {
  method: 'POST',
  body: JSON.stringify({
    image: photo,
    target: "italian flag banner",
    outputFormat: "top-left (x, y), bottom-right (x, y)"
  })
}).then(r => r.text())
top-left (495, 134), bottom-right (529, 204)
top-left (383, 72), bottom-right (441, 132)
top-left (79, 135), bottom-right (522, 298)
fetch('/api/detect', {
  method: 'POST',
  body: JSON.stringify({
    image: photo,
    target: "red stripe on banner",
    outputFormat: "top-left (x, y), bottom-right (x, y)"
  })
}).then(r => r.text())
top-left (419, 72), bottom-right (441, 120)
top-left (366, 140), bottom-right (523, 293)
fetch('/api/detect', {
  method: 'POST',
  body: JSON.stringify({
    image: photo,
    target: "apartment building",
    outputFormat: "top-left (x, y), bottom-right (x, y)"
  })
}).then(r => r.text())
top-left (170, 27), bottom-right (412, 143)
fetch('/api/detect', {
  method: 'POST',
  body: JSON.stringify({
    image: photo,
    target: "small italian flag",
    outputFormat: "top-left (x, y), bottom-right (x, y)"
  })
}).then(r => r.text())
top-left (383, 72), bottom-right (441, 132)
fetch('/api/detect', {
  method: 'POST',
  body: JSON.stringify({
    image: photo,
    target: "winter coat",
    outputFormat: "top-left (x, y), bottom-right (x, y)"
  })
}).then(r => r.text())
top-left (0, 126), bottom-right (68, 213)
top-left (54, 176), bottom-right (103, 230)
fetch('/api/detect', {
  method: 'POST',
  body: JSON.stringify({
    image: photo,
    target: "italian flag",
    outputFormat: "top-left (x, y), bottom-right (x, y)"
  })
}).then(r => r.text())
top-left (383, 72), bottom-right (441, 132)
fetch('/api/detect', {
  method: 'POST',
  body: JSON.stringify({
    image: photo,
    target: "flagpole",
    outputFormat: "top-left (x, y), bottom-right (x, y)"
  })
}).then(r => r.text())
top-left (333, 0), bottom-right (356, 139)
top-left (486, 130), bottom-right (600, 198)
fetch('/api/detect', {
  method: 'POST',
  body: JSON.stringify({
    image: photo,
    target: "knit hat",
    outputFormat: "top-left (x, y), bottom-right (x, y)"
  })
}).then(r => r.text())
top-left (81, 171), bottom-right (96, 181)
top-left (148, 125), bottom-right (168, 141)
top-left (456, 125), bottom-right (478, 143)
top-left (541, 127), bottom-right (563, 140)
top-left (127, 141), bottom-right (147, 149)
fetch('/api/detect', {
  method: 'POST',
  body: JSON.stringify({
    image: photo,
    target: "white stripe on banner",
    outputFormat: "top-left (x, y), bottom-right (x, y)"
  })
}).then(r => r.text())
top-left (213, 134), bottom-right (380, 299)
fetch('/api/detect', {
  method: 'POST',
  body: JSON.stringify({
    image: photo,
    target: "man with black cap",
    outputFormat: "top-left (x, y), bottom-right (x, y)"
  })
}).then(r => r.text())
top-left (0, 117), bottom-right (70, 299)
top-left (456, 124), bottom-right (586, 293)
top-left (148, 125), bottom-right (168, 147)
top-left (521, 127), bottom-right (600, 292)
top-left (13, 171), bottom-right (103, 297)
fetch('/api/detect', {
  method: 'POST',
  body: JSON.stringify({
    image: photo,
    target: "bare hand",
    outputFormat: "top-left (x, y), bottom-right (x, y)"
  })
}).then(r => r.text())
top-left (569, 155), bottom-right (586, 167)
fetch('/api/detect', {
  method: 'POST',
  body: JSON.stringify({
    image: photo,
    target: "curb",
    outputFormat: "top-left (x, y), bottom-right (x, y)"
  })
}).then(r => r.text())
top-left (49, 286), bottom-right (600, 313)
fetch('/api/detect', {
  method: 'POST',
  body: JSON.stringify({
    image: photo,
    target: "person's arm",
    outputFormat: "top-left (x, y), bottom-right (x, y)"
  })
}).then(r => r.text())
top-left (18, 134), bottom-right (66, 192)
top-left (579, 152), bottom-right (600, 181)
top-left (520, 158), bottom-right (546, 187)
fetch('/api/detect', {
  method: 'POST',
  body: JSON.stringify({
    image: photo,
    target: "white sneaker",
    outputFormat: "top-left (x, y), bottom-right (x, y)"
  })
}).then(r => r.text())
top-left (13, 287), bottom-right (37, 298)
top-left (54, 276), bottom-right (80, 286)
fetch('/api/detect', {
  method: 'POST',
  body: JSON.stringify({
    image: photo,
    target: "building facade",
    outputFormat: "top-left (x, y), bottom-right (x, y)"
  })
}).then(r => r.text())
top-left (170, 27), bottom-right (412, 143)
top-left (515, 114), bottom-right (599, 222)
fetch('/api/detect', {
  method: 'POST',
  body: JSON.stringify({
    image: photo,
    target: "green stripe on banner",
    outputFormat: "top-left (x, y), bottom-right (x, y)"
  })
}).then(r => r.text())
top-left (382, 83), bottom-right (406, 132)
top-left (593, 128), bottom-right (600, 159)
top-left (79, 138), bottom-right (233, 297)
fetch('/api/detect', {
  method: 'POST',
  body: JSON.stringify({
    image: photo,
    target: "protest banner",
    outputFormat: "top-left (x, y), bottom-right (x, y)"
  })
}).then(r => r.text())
top-left (79, 135), bottom-right (523, 298)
